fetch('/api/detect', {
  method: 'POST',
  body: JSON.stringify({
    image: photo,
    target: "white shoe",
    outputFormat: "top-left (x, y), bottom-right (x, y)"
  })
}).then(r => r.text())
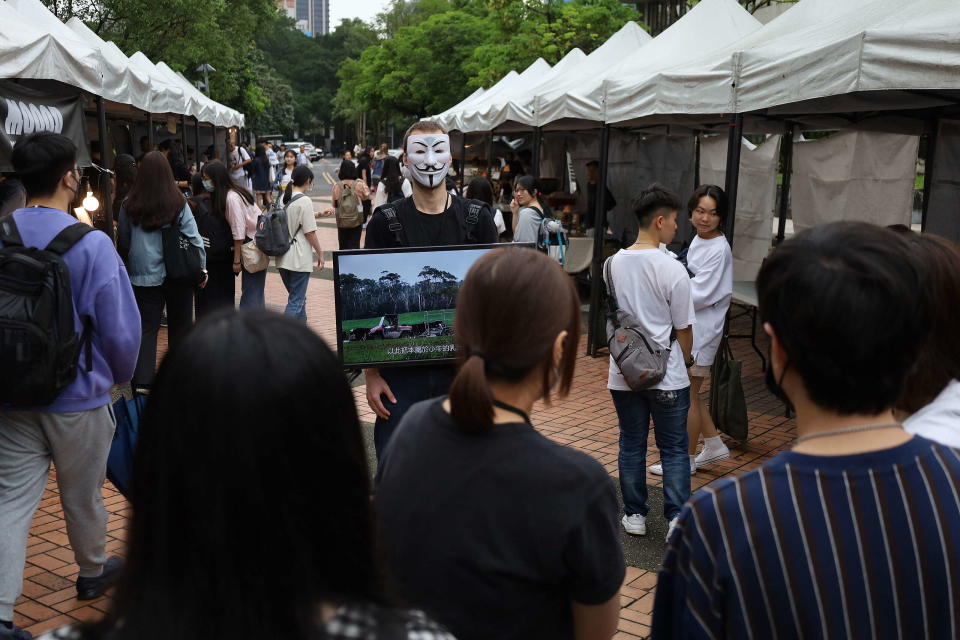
top-left (622, 514), bottom-right (647, 536)
top-left (695, 439), bottom-right (731, 467)
top-left (649, 457), bottom-right (697, 476)
top-left (666, 516), bottom-right (680, 543)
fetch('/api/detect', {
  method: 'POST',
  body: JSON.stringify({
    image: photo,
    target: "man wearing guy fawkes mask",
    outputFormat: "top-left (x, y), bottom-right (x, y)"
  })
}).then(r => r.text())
top-left (364, 121), bottom-right (498, 461)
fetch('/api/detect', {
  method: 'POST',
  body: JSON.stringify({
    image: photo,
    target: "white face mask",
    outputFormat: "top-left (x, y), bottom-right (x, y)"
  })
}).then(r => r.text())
top-left (406, 133), bottom-right (452, 189)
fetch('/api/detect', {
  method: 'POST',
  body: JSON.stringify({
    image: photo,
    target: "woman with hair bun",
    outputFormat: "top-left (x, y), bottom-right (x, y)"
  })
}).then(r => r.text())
top-left (376, 247), bottom-right (624, 640)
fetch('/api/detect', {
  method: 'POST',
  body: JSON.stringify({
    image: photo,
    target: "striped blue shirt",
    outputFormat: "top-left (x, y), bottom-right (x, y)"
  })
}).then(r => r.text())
top-left (652, 436), bottom-right (960, 639)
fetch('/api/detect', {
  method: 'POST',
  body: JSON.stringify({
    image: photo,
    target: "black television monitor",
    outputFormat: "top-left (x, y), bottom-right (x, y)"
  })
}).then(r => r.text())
top-left (333, 243), bottom-right (531, 368)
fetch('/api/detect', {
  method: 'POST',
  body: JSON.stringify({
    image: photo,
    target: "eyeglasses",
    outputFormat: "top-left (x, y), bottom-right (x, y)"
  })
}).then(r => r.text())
top-left (693, 207), bottom-right (718, 216)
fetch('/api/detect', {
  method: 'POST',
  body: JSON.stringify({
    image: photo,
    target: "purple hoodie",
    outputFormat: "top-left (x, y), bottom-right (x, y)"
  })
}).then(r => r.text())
top-left (2, 207), bottom-right (141, 413)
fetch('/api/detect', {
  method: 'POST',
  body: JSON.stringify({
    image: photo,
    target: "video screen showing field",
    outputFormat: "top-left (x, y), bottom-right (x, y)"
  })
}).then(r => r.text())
top-left (337, 247), bottom-right (493, 366)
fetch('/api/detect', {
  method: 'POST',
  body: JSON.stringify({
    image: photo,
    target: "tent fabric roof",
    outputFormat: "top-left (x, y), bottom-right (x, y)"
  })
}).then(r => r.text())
top-left (734, 0), bottom-right (960, 115)
top-left (457, 48), bottom-right (586, 132)
top-left (600, 0), bottom-right (761, 125)
top-left (604, 0), bottom-right (960, 126)
top-left (436, 59), bottom-right (552, 131)
top-left (0, 0), bottom-right (102, 96)
top-left (2, 0), bottom-right (244, 126)
top-left (532, 21), bottom-right (651, 126)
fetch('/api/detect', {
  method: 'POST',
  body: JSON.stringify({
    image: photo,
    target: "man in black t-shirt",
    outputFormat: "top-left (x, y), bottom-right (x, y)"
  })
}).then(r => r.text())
top-left (364, 121), bottom-right (498, 458)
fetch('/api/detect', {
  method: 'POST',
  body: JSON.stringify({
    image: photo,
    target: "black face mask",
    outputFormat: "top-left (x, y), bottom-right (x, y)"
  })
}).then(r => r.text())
top-left (764, 345), bottom-right (794, 410)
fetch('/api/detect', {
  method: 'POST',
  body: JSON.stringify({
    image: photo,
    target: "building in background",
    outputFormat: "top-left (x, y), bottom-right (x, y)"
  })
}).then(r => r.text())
top-left (276, 0), bottom-right (328, 35)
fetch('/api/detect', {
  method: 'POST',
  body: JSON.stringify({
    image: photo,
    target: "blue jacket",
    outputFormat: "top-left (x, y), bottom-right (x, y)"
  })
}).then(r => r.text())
top-left (1, 208), bottom-right (141, 412)
top-left (118, 201), bottom-right (205, 287)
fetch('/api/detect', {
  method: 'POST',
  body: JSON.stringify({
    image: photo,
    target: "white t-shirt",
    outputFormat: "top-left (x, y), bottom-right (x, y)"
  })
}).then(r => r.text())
top-left (606, 248), bottom-right (696, 391)
top-left (903, 379), bottom-right (960, 448)
top-left (230, 147), bottom-right (249, 186)
top-left (275, 193), bottom-right (318, 273)
top-left (687, 234), bottom-right (733, 367)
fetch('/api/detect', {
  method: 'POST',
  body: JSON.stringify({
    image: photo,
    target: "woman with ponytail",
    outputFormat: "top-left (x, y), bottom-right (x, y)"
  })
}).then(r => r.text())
top-left (376, 248), bottom-right (624, 640)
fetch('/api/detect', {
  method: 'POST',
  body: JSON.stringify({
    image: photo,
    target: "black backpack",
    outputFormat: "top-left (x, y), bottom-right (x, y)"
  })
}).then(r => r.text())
top-left (0, 216), bottom-right (94, 406)
top-left (379, 197), bottom-right (487, 246)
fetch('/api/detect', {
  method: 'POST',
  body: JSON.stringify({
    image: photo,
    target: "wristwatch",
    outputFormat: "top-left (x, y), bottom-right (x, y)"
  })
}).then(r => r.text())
top-left (685, 355), bottom-right (696, 369)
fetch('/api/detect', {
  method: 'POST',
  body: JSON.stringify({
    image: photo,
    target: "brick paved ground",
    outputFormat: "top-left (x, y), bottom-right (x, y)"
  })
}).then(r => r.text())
top-left (12, 194), bottom-right (795, 639)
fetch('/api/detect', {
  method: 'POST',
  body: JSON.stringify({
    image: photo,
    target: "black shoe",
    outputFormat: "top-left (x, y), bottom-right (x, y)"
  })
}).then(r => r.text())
top-left (0, 623), bottom-right (32, 640)
top-left (76, 556), bottom-right (123, 600)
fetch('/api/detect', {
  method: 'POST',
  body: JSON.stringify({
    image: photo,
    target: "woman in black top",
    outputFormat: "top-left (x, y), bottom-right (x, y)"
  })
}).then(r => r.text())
top-left (376, 247), bottom-right (625, 640)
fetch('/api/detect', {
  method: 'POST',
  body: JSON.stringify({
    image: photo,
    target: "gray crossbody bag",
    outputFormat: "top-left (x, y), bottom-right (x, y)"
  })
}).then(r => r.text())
top-left (603, 257), bottom-right (675, 390)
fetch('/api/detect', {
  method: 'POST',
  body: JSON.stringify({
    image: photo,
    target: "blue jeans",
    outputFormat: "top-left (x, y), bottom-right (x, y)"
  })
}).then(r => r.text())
top-left (239, 265), bottom-right (266, 309)
top-left (611, 387), bottom-right (691, 521)
top-left (278, 269), bottom-right (309, 321)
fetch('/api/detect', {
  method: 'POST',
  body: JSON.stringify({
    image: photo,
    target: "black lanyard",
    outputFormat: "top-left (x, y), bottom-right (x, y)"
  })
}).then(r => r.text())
top-left (492, 400), bottom-right (531, 425)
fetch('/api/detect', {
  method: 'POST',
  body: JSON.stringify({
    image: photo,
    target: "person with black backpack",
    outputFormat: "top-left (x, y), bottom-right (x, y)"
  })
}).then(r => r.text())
top-left (0, 133), bottom-right (141, 640)
top-left (362, 120), bottom-right (498, 459)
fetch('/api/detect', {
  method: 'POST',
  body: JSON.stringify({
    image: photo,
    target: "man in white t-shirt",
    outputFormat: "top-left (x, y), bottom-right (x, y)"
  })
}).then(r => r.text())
top-left (228, 139), bottom-right (251, 192)
top-left (606, 184), bottom-right (695, 543)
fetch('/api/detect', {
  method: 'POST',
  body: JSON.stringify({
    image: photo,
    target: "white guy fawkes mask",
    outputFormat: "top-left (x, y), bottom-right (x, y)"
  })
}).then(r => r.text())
top-left (406, 133), bottom-right (452, 188)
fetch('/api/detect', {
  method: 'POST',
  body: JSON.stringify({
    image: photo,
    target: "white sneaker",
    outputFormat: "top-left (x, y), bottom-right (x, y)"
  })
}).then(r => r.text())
top-left (622, 514), bottom-right (647, 536)
top-left (649, 457), bottom-right (697, 476)
top-left (666, 516), bottom-right (680, 543)
top-left (695, 439), bottom-right (731, 467)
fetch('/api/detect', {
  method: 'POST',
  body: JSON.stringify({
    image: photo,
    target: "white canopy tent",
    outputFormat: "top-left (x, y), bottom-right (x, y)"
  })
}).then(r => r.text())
top-left (0, 0), bottom-right (102, 96)
top-left (457, 48), bottom-right (586, 132)
top-left (533, 21), bottom-right (650, 129)
top-left (439, 58), bottom-right (552, 132)
top-left (735, 0), bottom-right (960, 116)
top-left (433, 86), bottom-right (485, 127)
top-left (65, 17), bottom-right (153, 114)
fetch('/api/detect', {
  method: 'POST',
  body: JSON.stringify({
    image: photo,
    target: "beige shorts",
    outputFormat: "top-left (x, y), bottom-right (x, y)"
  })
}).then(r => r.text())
top-left (688, 364), bottom-right (712, 379)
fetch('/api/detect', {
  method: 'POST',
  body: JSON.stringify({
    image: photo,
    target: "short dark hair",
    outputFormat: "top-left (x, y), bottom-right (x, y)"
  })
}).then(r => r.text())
top-left (464, 177), bottom-right (494, 207)
top-left (157, 139), bottom-right (173, 152)
top-left (687, 184), bottom-right (728, 227)
top-left (757, 222), bottom-right (928, 415)
top-left (338, 160), bottom-right (358, 181)
top-left (11, 132), bottom-right (77, 199)
top-left (632, 183), bottom-right (681, 228)
top-left (0, 179), bottom-right (26, 218)
top-left (84, 310), bottom-right (383, 640)
top-left (403, 120), bottom-right (445, 151)
top-left (586, 160), bottom-right (599, 169)
top-left (897, 233), bottom-right (960, 413)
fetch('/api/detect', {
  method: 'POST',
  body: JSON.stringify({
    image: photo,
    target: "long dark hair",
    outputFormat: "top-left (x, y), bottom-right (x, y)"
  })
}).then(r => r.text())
top-left (898, 233), bottom-right (960, 414)
top-left (514, 174), bottom-right (552, 217)
top-left (124, 151), bottom-right (184, 231)
top-left (338, 160), bottom-right (358, 181)
top-left (255, 144), bottom-right (269, 169)
top-left (464, 177), bottom-right (494, 206)
top-left (202, 160), bottom-right (254, 220)
top-left (83, 310), bottom-right (384, 640)
top-left (449, 248), bottom-right (580, 432)
top-left (380, 155), bottom-right (404, 199)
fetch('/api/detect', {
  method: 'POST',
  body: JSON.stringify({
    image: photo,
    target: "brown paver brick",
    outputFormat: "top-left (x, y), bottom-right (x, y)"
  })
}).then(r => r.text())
top-left (12, 205), bottom-right (792, 636)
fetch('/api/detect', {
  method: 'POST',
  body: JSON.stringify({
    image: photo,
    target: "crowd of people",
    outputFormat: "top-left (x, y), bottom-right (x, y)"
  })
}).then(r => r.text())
top-left (0, 119), bottom-right (958, 640)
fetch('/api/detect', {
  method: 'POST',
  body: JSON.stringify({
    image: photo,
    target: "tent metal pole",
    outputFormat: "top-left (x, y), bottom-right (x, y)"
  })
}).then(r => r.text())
top-left (486, 131), bottom-right (494, 178)
top-left (776, 124), bottom-right (794, 245)
top-left (180, 114), bottom-right (188, 171)
top-left (96, 96), bottom-right (114, 242)
top-left (921, 118), bottom-right (939, 232)
top-left (693, 131), bottom-right (700, 188)
top-left (587, 124), bottom-right (611, 357)
top-left (532, 127), bottom-right (542, 175)
top-left (210, 124), bottom-right (216, 160)
top-left (147, 114), bottom-right (154, 149)
top-left (723, 114), bottom-right (744, 247)
top-left (194, 118), bottom-right (201, 172)
top-left (459, 133), bottom-right (467, 191)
